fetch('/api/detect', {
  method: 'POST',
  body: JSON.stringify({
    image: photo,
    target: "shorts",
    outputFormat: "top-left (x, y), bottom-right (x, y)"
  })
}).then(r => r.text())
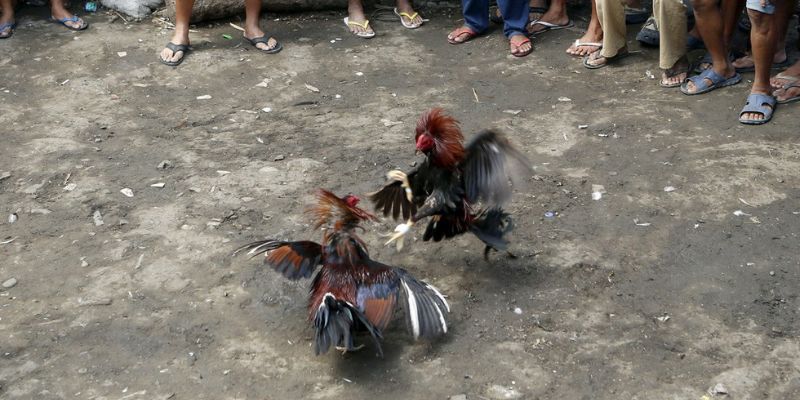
top-left (746, 0), bottom-right (776, 14)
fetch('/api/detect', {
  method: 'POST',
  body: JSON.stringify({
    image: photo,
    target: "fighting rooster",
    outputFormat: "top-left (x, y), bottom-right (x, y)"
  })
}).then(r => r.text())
top-left (234, 189), bottom-right (450, 357)
top-left (369, 108), bottom-right (532, 259)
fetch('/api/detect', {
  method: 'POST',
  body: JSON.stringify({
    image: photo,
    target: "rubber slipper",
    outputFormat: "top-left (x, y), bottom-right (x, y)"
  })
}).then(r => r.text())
top-left (509, 35), bottom-right (532, 58)
top-left (583, 48), bottom-right (630, 69)
top-left (734, 55), bottom-right (790, 73)
top-left (660, 66), bottom-right (688, 88)
top-left (739, 93), bottom-right (776, 125)
top-left (159, 42), bottom-right (190, 67)
top-left (566, 39), bottom-right (601, 57)
top-left (0, 21), bottom-right (15, 39)
top-left (776, 82), bottom-right (800, 104)
top-left (343, 17), bottom-right (375, 39)
top-left (636, 16), bottom-right (659, 46)
top-left (245, 35), bottom-right (283, 54)
top-left (393, 8), bottom-right (423, 29)
top-left (51, 15), bottom-right (88, 31)
top-left (624, 6), bottom-right (650, 25)
top-left (448, 26), bottom-right (478, 45)
top-left (527, 19), bottom-right (573, 36)
top-left (680, 68), bottom-right (742, 95)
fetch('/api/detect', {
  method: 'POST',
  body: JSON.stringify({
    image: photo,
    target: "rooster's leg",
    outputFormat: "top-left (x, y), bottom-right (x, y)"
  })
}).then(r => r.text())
top-left (385, 219), bottom-right (414, 251)
top-left (335, 344), bottom-right (365, 354)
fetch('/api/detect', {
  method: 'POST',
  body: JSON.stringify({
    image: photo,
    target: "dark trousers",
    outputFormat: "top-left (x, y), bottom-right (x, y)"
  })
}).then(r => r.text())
top-left (463, 0), bottom-right (530, 38)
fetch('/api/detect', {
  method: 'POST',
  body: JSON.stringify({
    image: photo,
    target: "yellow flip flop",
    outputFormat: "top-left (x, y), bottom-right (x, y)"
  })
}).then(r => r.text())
top-left (343, 17), bottom-right (375, 38)
top-left (393, 8), bottom-right (423, 29)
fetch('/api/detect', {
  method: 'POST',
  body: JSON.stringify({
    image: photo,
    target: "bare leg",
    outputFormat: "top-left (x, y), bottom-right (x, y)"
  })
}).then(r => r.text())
top-left (160, 0), bottom-right (194, 63)
top-left (566, 0), bottom-right (603, 56)
top-left (697, 0), bottom-right (744, 71)
top-left (773, 59), bottom-right (800, 102)
top-left (740, 2), bottom-right (789, 122)
top-left (733, 2), bottom-right (792, 73)
top-left (0, 0), bottom-right (15, 38)
top-left (529, 0), bottom-right (568, 34)
top-left (685, 0), bottom-right (737, 94)
top-left (50, 0), bottom-right (85, 29)
top-left (346, 0), bottom-right (374, 36)
top-left (243, 0), bottom-right (278, 50)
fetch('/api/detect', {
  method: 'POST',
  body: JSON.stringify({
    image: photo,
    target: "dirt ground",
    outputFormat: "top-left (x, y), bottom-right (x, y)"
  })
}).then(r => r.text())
top-left (2, 4), bottom-right (800, 400)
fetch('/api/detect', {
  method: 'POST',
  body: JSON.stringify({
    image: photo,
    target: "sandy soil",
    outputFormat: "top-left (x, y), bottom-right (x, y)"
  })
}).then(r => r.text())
top-left (1, 5), bottom-right (800, 400)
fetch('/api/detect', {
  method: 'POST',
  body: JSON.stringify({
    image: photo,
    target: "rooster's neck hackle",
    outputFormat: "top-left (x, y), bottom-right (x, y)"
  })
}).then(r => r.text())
top-left (416, 108), bottom-right (465, 168)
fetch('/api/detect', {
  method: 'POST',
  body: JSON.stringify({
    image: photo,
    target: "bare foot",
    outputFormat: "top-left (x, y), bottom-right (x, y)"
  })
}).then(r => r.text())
top-left (528, 8), bottom-right (570, 35)
top-left (769, 60), bottom-right (800, 89)
top-left (510, 34), bottom-right (532, 57)
top-left (160, 32), bottom-right (189, 64)
top-left (661, 56), bottom-right (688, 87)
top-left (395, 0), bottom-right (422, 28)
top-left (244, 26), bottom-right (278, 51)
top-left (733, 50), bottom-right (787, 71)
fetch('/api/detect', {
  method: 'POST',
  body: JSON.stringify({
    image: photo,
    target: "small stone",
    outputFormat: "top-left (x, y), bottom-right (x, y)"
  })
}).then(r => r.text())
top-left (513, 307), bottom-right (523, 315)
top-left (274, 155), bottom-right (285, 161)
top-left (92, 210), bottom-right (104, 226)
top-left (664, 186), bottom-right (676, 192)
top-left (120, 188), bottom-right (134, 197)
top-left (30, 208), bottom-right (52, 215)
top-left (151, 182), bottom-right (166, 188)
top-left (196, 95), bottom-right (212, 100)
top-left (157, 160), bottom-right (173, 169)
top-left (78, 297), bottom-right (113, 306)
top-left (8, 213), bottom-right (17, 224)
top-left (77, 367), bottom-right (88, 374)
top-left (304, 83), bottom-right (319, 93)
top-left (770, 271), bottom-right (776, 276)
top-left (709, 383), bottom-right (728, 395)
top-left (81, 258), bottom-right (90, 267)
top-left (2, 278), bottom-right (18, 288)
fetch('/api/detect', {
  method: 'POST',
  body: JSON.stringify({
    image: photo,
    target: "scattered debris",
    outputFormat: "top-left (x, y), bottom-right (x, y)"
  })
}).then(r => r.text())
top-left (558, 96), bottom-right (572, 102)
top-left (64, 183), bottom-right (77, 191)
top-left (157, 160), bottom-right (173, 170)
top-left (503, 109), bottom-right (522, 115)
top-left (738, 198), bottom-right (754, 207)
top-left (578, 124), bottom-right (588, 129)
top-left (78, 297), bottom-right (113, 306)
top-left (229, 22), bottom-right (244, 31)
top-left (708, 383), bottom-right (728, 396)
top-left (645, 70), bottom-right (655, 79)
top-left (216, 170), bottom-right (231, 176)
top-left (196, 95), bottom-right (212, 100)
top-left (663, 186), bottom-right (676, 192)
top-left (261, 107), bottom-right (272, 113)
top-left (274, 155), bottom-right (285, 161)
top-left (120, 188), bottom-right (134, 197)
top-left (513, 307), bottom-right (523, 315)
top-left (472, 88), bottom-right (479, 103)
top-left (8, 213), bottom-right (17, 224)
top-left (2, 278), bottom-right (17, 288)
top-left (0, 171), bottom-right (11, 181)
top-left (769, 271), bottom-right (776, 276)
top-left (732, 210), bottom-right (751, 217)
top-left (355, 72), bottom-right (364, 76)
top-left (92, 210), bottom-right (104, 226)
top-left (380, 119), bottom-right (402, 127)
top-left (135, 254), bottom-right (145, 270)
top-left (0, 237), bottom-right (16, 245)
top-left (117, 51), bottom-right (127, 58)
top-left (222, 34), bottom-right (232, 40)
top-left (151, 182), bottom-right (166, 188)
top-left (81, 257), bottom-right (89, 267)
top-left (591, 184), bottom-right (605, 201)
top-left (304, 83), bottom-right (320, 93)
top-left (655, 314), bottom-right (670, 322)
top-left (633, 218), bottom-right (651, 227)
top-left (544, 211), bottom-right (556, 219)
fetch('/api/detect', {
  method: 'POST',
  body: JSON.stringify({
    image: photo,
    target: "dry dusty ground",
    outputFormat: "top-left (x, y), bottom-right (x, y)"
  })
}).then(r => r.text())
top-left (1, 4), bottom-right (800, 400)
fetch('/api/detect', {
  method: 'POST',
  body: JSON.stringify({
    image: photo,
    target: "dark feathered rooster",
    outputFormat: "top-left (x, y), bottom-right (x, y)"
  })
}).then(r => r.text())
top-left (233, 189), bottom-right (450, 357)
top-left (369, 108), bottom-right (532, 259)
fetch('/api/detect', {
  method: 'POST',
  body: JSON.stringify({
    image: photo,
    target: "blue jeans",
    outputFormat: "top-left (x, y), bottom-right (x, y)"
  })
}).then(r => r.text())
top-left (463, 0), bottom-right (529, 38)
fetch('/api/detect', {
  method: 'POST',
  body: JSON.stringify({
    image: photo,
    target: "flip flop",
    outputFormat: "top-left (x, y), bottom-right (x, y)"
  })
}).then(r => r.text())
top-left (51, 15), bottom-right (88, 31)
top-left (509, 35), bottom-right (532, 58)
top-left (734, 55), bottom-right (790, 73)
top-left (393, 8), bottom-right (423, 29)
top-left (245, 35), bottom-right (283, 54)
top-left (680, 68), bottom-right (741, 95)
top-left (0, 21), bottom-right (15, 39)
top-left (583, 48), bottom-right (630, 69)
top-left (636, 16), bottom-right (659, 46)
top-left (660, 66), bottom-right (688, 88)
top-left (771, 73), bottom-right (800, 90)
top-left (566, 39), bottom-right (602, 57)
top-left (527, 19), bottom-right (573, 36)
top-left (776, 82), bottom-right (800, 104)
top-left (739, 93), bottom-right (776, 125)
top-left (159, 42), bottom-right (190, 67)
top-left (448, 26), bottom-right (478, 45)
top-left (343, 17), bottom-right (375, 39)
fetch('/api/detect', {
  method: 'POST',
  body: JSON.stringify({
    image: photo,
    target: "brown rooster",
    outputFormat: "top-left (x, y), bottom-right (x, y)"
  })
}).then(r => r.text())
top-left (370, 108), bottom-right (532, 258)
top-left (234, 189), bottom-right (450, 357)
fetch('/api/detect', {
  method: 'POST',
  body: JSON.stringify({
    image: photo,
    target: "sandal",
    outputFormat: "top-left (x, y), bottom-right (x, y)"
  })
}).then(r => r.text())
top-left (680, 68), bottom-right (741, 95)
top-left (0, 21), bottom-right (15, 39)
top-left (448, 26), bottom-right (478, 45)
top-left (583, 48), bottom-right (630, 69)
top-left (776, 82), bottom-right (800, 104)
top-left (159, 42), bottom-right (190, 67)
top-left (509, 35), bottom-right (532, 58)
top-left (51, 15), bottom-right (88, 31)
top-left (566, 39), bottom-right (601, 57)
top-left (636, 16), bottom-right (659, 46)
top-left (661, 65), bottom-right (688, 88)
top-left (394, 8), bottom-right (423, 29)
top-left (245, 35), bottom-right (283, 54)
top-left (343, 17), bottom-right (375, 39)
top-left (527, 19), bottom-right (573, 36)
top-left (733, 53), bottom-right (790, 73)
top-left (739, 93), bottom-right (776, 125)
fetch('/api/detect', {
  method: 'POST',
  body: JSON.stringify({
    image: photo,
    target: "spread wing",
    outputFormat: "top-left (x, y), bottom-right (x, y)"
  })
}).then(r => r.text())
top-left (460, 129), bottom-right (532, 206)
top-left (233, 240), bottom-right (323, 280)
top-left (394, 267), bottom-right (450, 339)
top-left (368, 170), bottom-right (421, 221)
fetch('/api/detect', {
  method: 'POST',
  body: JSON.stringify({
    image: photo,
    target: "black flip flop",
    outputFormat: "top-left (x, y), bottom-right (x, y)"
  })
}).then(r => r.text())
top-left (246, 35), bottom-right (282, 54)
top-left (159, 42), bottom-right (190, 67)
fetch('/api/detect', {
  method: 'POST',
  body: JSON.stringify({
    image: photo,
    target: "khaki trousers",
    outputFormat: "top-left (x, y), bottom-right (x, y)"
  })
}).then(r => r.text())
top-left (595, 0), bottom-right (687, 68)
top-left (653, 0), bottom-right (688, 69)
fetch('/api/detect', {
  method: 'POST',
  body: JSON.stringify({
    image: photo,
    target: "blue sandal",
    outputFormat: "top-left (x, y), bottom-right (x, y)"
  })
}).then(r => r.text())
top-left (680, 68), bottom-right (742, 95)
top-left (51, 15), bottom-right (88, 31)
top-left (739, 93), bottom-right (776, 125)
top-left (0, 21), bottom-right (15, 39)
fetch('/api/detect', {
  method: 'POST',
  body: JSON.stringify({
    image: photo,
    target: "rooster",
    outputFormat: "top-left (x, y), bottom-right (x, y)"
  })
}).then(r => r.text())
top-left (234, 189), bottom-right (450, 357)
top-left (369, 108), bottom-right (532, 259)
